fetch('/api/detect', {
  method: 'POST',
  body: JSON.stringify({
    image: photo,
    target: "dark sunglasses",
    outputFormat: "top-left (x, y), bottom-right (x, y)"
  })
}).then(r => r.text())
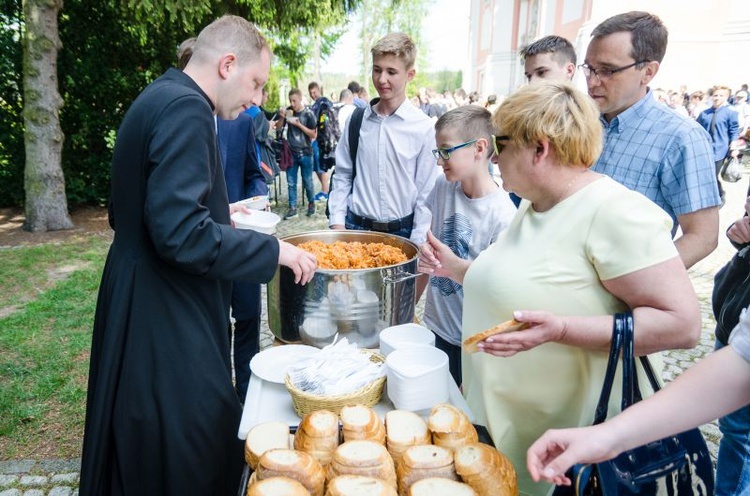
top-left (492, 135), bottom-right (510, 156)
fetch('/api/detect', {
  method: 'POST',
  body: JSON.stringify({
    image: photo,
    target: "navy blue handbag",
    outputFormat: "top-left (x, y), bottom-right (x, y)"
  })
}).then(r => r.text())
top-left (554, 312), bottom-right (714, 495)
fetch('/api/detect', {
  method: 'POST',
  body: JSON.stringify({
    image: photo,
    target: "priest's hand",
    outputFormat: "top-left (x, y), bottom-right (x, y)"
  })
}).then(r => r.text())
top-left (278, 240), bottom-right (317, 285)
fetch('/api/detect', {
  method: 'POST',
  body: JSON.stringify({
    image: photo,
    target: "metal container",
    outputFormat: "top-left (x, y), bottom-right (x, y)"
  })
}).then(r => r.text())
top-left (268, 230), bottom-right (420, 348)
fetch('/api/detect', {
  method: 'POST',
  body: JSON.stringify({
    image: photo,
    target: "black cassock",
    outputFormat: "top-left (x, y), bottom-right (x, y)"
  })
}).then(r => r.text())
top-left (79, 69), bottom-right (279, 495)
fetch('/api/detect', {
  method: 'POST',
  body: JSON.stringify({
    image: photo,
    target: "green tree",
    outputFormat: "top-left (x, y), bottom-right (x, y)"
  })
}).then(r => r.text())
top-left (5, 0), bottom-right (360, 230)
top-left (354, 0), bottom-right (434, 91)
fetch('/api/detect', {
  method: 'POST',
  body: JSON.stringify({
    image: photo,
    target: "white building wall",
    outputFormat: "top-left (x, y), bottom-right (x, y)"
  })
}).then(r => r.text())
top-left (469, 0), bottom-right (750, 97)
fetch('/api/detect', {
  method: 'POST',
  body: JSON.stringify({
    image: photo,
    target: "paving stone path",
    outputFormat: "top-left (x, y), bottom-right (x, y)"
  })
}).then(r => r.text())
top-left (3, 170), bottom-right (747, 494)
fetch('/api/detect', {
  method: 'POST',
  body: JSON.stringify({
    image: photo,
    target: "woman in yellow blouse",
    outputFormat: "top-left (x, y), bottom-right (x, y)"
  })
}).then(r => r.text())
top-left (418, 81), bottom-right (701, 496)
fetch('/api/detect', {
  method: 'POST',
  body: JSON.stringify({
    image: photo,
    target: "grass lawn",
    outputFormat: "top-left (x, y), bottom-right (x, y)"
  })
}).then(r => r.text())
top-left (0, 234), bottom-right (110, 460)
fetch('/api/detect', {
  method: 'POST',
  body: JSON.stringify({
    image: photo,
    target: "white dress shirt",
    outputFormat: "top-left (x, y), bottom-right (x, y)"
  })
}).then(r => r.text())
top-left (329, 99), bottom-right (438, 245)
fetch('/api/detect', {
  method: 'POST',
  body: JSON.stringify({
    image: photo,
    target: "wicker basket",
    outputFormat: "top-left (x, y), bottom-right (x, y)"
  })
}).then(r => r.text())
top-left (284, 351), bottom-right (386, 417)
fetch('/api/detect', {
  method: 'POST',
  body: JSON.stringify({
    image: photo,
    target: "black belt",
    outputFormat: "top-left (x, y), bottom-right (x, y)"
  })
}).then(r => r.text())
top-left (346, 210), bottom-right (414, 233)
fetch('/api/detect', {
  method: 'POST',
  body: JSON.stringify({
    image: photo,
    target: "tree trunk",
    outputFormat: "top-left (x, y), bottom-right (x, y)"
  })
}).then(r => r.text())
top-left (22, 0), bottom-right (72, 232)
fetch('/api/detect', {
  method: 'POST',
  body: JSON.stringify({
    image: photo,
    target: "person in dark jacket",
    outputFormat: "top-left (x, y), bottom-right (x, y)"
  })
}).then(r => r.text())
top-left (79, 16), bottom-right (316, 496)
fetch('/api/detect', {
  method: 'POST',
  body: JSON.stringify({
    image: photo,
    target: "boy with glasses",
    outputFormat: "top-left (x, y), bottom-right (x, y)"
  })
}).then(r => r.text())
top-left (417, 106), bottom-right (516, 385)
top-left (328, 32), bottom-right (438, 243)
top-left (585, 11), bottom-right (719, 269)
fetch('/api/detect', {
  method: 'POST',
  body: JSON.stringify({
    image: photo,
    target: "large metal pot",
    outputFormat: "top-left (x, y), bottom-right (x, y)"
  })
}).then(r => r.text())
top-left (268, 230), bottom-right (420, 348)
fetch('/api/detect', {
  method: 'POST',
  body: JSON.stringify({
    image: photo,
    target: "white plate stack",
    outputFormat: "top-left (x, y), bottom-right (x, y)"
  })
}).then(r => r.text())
top-left (385, 345), bottom-right (449, 412)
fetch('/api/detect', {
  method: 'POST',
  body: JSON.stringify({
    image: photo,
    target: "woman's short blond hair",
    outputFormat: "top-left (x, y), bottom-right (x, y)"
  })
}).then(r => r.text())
top-left (492, 81), bottom-right (602, 167)
top-left (371, 32), bottom-right (417, 69)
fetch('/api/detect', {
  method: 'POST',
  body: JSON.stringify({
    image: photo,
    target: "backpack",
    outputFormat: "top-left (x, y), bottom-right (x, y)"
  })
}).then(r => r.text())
top-left (325, 106), bottom-right (365, 219)
top-left (316, 99), bottom-right (342, 171)
top-left (250, 110), bottom-right (279, 184)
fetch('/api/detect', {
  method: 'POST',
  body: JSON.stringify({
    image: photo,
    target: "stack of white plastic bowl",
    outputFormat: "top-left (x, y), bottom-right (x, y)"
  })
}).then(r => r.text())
top-left (386, 345), bottom-right (449, 412)
top-left (379, 323), bottom-right (435, 357)
top-left (380, 323), bottom-right (448, 412)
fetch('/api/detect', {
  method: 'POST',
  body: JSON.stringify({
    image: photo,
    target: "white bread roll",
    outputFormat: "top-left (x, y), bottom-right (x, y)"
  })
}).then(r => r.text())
top-left (246, 475), bottom-right (309, 496)
top-left (294, 409), bottom-right (341, 466)
top-left (408, 477), bottom-right (477, 495)
top-left (385, 410), bottom-right (431, 465)
top-left (244, 421), bottom-right (291, 470)
top-left (396, 444), bottom-right (458, 496)
top-left (427, 404), bottom-right (478, 452)
top-left (327, 440), bottom-right (397, 488)
top-left (454, 444), bottom-right (517, 496)
top-left (256, 448), bottom-right (326, 496)
top-left (341, 404), bottom-right (386, 445)
top-left (325, 475), bottom-right (398, 496)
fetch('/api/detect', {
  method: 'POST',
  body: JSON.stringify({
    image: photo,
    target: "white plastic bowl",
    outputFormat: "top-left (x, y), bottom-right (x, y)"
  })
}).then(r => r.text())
top-left (231, 210), bottom-right (281, 234)
top-left (379, 323), bottom-right (435, 357)
top-left (237, 195), bottom-right (269, 211)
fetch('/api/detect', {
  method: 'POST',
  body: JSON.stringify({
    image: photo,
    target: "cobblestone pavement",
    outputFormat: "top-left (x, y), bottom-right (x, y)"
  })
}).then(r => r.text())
top-left (2, 171), bottom-right (748, 494)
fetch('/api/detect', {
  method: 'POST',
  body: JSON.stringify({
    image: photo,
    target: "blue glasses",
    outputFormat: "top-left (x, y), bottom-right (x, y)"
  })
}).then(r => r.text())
top-left (432, 139), bottom-right (478, 160)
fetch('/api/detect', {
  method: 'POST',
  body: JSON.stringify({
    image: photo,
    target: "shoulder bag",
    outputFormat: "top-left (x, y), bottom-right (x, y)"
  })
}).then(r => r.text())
top-left (721, 157), bottom-right (742, 183)
top-left (713, 245), bottom-right (750, 345)
top-left (553, 311), bottom-right (714, 495)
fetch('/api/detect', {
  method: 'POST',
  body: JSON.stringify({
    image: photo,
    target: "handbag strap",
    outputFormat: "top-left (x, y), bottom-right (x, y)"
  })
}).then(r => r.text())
top-left (593, 313), bottom-right (626, 424)
top-left (622, 312), bottom-right (662, 406)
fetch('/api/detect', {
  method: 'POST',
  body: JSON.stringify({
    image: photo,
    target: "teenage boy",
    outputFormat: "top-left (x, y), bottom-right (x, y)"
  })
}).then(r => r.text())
top-left (416, 106), bottom-right (517, 385)
top-left (328, 32), bottom-right (438, 245)
top-left (519, 35), bottom-right (577, 83)
top-left (282, 88), bottom-right (317, 219)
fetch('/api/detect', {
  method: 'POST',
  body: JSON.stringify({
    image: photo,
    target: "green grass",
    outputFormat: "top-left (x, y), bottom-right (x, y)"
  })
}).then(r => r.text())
top-left (0, 235), bottom-right (110, 459)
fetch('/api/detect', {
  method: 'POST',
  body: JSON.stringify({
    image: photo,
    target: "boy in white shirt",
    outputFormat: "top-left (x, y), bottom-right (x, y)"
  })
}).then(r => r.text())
top-left (328, 32), bottom-right (438, 245)
top-left (417, 106), bottom-right (517, 384)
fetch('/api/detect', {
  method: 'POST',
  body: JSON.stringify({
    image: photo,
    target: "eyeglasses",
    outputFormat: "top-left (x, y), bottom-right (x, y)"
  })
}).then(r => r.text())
top-left (432, 139), bottom-right (477, 160)
top-left (578, 60), bottom-right (649, 80)
top-left (492, 135), bottom-right (510, 156)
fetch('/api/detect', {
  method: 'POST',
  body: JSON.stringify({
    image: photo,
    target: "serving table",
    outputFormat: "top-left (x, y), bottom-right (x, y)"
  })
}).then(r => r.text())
top-left (238, 366), bottom-right (474, 439)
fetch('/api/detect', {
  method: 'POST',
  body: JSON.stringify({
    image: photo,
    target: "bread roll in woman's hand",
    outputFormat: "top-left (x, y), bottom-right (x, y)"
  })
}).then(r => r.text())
top-left (462, 319), bottom-right (529, 354)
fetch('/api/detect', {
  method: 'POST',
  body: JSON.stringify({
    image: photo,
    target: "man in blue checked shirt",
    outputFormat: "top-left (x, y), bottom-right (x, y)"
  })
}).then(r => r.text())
top-left (584, 12), bottom-right (720, 269)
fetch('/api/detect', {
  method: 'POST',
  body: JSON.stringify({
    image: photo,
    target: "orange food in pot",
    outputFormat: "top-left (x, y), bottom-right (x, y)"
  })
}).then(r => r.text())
top-left (298, 241), bottom-right (408, 269)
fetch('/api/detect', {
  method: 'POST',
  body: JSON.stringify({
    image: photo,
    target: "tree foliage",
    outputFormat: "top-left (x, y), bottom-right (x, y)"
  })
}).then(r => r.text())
top-left (0, 0), bottom-right (359, 208)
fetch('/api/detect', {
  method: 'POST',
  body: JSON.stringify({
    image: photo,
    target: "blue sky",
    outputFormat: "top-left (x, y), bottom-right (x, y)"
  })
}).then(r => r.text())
top-left (321, 0), bottom-right (470, 74)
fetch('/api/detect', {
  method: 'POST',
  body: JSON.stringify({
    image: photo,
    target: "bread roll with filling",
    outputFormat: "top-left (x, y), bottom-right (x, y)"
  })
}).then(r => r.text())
top-left (428, 404), bottom-right (478, 452)
top-left (327, 440), bottom-right (397, 488)
top-left (244, 421), bottom-right (291, 470)
top-left (256, 448), bottom-right (326, 496)
top-left (325, 475), bottom-right (398, 496)
top-left (396, 444), bottom-right (458, 496)
top-left (294, 409), bottom-right (341, 466)
top-left (462, 319), bottom-right (528, 354)
top-left (454, 444), bottom-right (517, 496)
top-left (408, 477), bottom-right (477, 495)
top-left (341, 404), bottom-right (386, 444)
top-left (385, 410), bottom-right (431, 465)
top-left (246, 475), bottom-right (309, 496)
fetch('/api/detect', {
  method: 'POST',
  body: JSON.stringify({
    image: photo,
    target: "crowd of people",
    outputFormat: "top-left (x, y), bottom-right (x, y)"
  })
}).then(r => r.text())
top-left (77, 8), bottom-right (750, 496)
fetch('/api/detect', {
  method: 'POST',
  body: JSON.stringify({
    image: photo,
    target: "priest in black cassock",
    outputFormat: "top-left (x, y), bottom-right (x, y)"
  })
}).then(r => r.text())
top-left (79, 16), bottom-right (317, 496)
